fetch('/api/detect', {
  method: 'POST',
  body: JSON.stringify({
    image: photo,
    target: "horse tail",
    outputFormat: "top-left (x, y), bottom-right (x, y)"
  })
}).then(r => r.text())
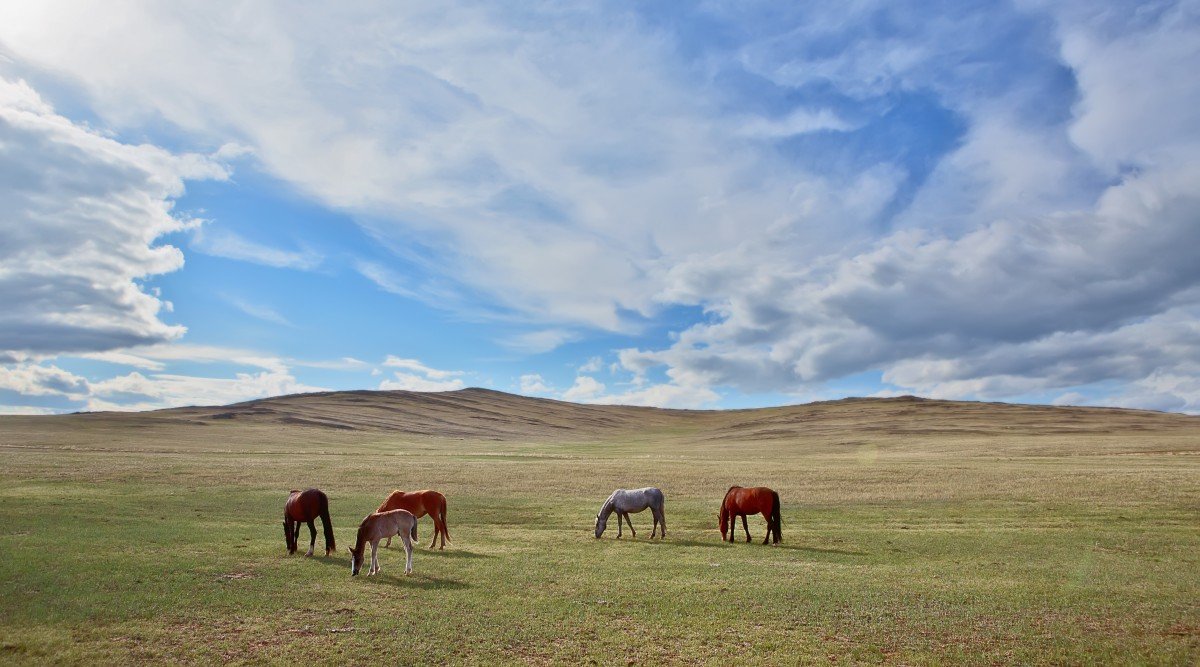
top-left (769, 490), bottom-right (782, 543)
top-left (319, 493), bottom-right (336, 552)
top-left (440, 497), bottom-right (450, 543)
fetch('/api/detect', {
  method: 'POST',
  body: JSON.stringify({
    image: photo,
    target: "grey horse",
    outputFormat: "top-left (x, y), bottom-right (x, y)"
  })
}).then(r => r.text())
top-left (594, 487), bottom-right (666, 539)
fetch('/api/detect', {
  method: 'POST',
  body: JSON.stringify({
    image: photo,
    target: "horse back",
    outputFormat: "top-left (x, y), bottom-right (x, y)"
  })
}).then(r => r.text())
top-left (378, 489), bottom-right (444, 518)
top-left (285, 488), bottom-right (327, 521)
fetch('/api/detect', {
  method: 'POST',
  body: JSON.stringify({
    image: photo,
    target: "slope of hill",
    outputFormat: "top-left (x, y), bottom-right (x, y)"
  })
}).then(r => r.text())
top-left (8, 387), bottom-right (1197, 443)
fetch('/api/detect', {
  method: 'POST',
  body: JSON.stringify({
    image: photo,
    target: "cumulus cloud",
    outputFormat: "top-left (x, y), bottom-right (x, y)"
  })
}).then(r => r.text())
top-left (614, 2), bottom-right (1200, 411)
top-left (0, 75), bottom-right (227, 361)
top-left (379, 356), bottom-right (466, 392)
top-left (4, 3), bottom-right (1199, 411)
top-left (88, 369), bottom-right (323, 410)
top-left (562, 376), bottom-right (605, 401)
top-left (518, 373), bottom-right (553, 395)
top-left (0, 345), bottom-right (328, 412)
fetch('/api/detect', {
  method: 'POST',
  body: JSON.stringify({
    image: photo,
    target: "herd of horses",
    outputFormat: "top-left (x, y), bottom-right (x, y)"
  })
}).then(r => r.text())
top-left (284, 484), bottom-right (783, 577)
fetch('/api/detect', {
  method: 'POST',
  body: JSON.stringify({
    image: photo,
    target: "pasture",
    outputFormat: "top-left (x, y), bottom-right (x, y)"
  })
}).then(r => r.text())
top-left (0, 390), bottom-right (1197, 664)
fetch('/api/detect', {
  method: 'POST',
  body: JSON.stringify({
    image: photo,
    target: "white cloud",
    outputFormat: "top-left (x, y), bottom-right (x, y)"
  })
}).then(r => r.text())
top-left (518, 373), bottom-right (553, 394)
top-left (502, 329), bottom-right (579, 354)
top-left (588, 382), bottom-right (719, 409)
top-left (378, 374), bottom-right (465, 392)
top-left (739, 108), bottom-right (858, 138)
top-left (562, 375), bottom-right (605, 401)
top-left (191, 228), bottom-right (322, 270)
top-left (4, 3), bottom-right (1200, 412)
top-left (382, 356), bottom-right (463, 380)
top-left (0, 75), bottom-right (227, 360)
top-left (578, 356), bottom-right (603, 373)
top-left (225, 296), bottom-right (292, 326)
top-left (0, 405), bottom-right (59, 415)
top-left (0, 363), bottom-right (88, 396)
top-left (379, 356), bottom-right (466, 392)
top-left (88, 370), bottom-right (324, 410)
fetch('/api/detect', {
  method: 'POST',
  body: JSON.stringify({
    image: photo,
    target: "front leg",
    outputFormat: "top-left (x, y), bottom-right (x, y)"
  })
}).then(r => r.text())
top-left (624, 512), bottom-right (636, 538)
top-left (306, 520), bottom-right (317, 556)
top-left (368, 541), bottom-right (380, 575)
top-left (742, 514), bottom-right (751, 543)
top-left (616, 514), bottom-right (623, 538)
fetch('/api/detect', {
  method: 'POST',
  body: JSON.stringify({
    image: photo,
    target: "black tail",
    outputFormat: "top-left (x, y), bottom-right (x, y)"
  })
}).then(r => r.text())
top-left (770, 490), bottom-right (782, 543)
top-left (319, 496), bottom-right (336, 552)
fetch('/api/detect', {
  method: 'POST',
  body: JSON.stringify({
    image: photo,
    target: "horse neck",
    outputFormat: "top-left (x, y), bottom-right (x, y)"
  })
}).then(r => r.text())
top-left (353, 520), bottom-right (373, 552)
top-left (598, 496), bottom-right (617, 519)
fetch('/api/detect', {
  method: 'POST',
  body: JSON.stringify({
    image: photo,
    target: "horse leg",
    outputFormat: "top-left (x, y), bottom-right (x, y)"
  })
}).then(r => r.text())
top-left (624, 512), bottom-right (637, 538)
top-left (616, 513), bottom-right (623, 538)
top-left (762, 512), bottom-right (771, 545)
top-left (651, 513), bottom-right (658, 539)
top-left (305, 520), bottom-right (317, 556)
top-left (741, 514), bottom-right (751, 542)
top-left (429, 516), bottom-right (438, 550)
top-left (368, 541), bottom-right (379, 575)
top-left (401, 530), bottom-right (414, 575)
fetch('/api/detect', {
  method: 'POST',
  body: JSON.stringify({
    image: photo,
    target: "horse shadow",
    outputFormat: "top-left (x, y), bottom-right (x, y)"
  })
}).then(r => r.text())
top-left (364, 574), bottom-right (470, 590)
top-left (420, 548), bottom-right (493, 560)
top-left (640, 538), bottom-right (727, 550)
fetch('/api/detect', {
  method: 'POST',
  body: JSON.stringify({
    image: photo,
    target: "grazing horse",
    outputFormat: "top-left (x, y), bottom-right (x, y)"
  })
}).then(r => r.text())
top-left (377, 489), bottom-right (450, 549)
top-left (595, 487), bottom-right (666, 539)
top-left (719, 486), bottom-right (782, 544)
top-left (283, 488), bottom-right (336, 556)
top-left (348, 509), bottom-right (418, 576)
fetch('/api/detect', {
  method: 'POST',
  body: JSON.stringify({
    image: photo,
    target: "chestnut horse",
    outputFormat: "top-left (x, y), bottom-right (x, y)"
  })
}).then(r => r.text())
top-left (378, 489), bottom-right (450, 549)
top-left (719, 486), bottom-right (782, 544)
top-left (283, 488), bottom-right (336, 556)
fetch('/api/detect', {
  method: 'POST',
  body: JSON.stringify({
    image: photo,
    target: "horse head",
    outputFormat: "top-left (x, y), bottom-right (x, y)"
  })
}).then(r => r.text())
top-left (594, 513), bottom-right (607, 538)
top-left (283, 519), bottom-right (295, 554)
top-left (347, 546), bottom-right (364, 575)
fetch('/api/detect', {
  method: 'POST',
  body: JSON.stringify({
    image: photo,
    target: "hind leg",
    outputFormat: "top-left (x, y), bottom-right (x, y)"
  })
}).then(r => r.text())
top-left (306, 520), bottom-right (317, 556)
top-left (401, 532), bottom-right (414, 575)
top-left (762, 512), bottom-right (771, 545)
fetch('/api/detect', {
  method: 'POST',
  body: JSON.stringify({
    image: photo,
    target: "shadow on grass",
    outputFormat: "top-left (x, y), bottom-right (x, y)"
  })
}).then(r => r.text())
top-left (361, 574), bottom-right (470, 589)
top-left (420, 548), bottom-right (493, 559)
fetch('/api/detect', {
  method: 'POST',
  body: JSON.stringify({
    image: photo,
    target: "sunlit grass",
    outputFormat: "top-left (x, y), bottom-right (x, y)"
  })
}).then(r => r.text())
top-left (0, 406), bottom-right (1197, 664)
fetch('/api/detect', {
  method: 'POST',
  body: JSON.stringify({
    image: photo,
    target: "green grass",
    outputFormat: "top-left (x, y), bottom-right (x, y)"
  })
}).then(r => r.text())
top-left (0, 418), bottom-right (1197, 664)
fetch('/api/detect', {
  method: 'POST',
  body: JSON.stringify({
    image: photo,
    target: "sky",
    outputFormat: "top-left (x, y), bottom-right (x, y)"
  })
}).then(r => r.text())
top-left (1, 1), bottom-right (1199, 414)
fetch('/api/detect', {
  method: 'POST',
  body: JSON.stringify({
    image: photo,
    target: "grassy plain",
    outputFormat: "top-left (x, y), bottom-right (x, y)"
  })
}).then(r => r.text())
top-left (0, 390), bottom-right (1197, 664)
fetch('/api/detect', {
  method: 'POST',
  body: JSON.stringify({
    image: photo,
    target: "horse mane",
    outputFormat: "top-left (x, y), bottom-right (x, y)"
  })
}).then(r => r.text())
top-left (352, 515), bottom-right (373, 553)
top-left (721, 485), bottom-right (740, 505)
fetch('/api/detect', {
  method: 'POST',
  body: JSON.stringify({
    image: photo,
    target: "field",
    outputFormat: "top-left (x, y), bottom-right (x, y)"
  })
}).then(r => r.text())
top-left (0, 389), bottom-right (1197, 664)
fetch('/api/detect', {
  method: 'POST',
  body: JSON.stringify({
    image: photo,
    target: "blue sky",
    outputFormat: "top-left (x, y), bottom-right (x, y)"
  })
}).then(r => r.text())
top-left (2, 1), bottom-right (1199, 413)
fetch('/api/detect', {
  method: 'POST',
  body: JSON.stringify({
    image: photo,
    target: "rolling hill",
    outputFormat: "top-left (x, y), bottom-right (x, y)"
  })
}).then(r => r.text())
top-left (9, 387), bottom-right (1198, 442)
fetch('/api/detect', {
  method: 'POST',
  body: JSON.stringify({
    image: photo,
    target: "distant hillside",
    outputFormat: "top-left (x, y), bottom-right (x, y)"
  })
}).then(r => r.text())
top-left (12, 387), bottom-right (1197, 442)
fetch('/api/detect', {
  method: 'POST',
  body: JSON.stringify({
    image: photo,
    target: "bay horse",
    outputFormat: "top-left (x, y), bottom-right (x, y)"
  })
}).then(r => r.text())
top-left (348, 509), bottom-right (417, 576)
top-left (595, 487), bottom-right (666, 539)
top-left (719, 486), bottom-right (782, 544)
top-left (283, 488), bottom-right (335, 556)
top-left (377, 489), bottom-right (450, 549)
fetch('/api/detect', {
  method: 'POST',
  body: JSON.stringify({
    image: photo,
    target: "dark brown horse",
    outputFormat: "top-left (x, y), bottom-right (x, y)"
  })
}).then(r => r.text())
top-left (283, 488), bottom-right (336, 556)
top-left (377, 489), bottom-right (450, 549)
top-left (719, 486), bottom-right (782, 544)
